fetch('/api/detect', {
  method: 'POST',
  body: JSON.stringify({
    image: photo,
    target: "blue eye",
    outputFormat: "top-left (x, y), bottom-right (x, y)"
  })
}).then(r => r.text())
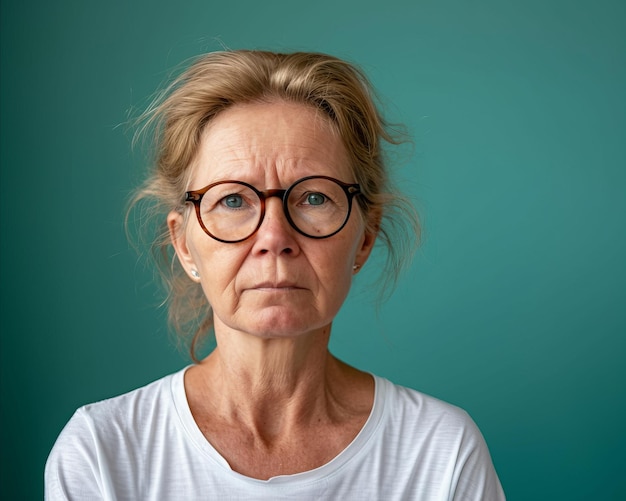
top-left (224, 195), bottom-right (243, 208)
top-left (306, 193), bottom-right (326, 206)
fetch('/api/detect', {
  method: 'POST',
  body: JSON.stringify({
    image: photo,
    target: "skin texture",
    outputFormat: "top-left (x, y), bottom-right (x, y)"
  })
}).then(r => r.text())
top-left (167, 101), bottom-right (377, 479)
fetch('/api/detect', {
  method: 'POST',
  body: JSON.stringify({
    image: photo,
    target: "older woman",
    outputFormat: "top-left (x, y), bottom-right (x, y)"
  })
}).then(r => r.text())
top-left (45, 50), bottom-right (504, 500)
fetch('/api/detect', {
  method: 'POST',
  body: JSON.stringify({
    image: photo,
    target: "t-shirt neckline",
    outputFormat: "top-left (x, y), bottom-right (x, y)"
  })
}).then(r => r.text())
top-left (170, 366), bottom-right (388, 487)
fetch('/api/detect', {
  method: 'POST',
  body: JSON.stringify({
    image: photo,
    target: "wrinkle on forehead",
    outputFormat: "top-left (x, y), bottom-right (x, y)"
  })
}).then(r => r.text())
top-left (188, 101), bottom-right (349, 189)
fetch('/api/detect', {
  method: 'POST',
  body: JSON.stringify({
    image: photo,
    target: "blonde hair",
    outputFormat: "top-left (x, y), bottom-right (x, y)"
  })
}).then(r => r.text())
top-left (129, 50), bottom-right (419, 358)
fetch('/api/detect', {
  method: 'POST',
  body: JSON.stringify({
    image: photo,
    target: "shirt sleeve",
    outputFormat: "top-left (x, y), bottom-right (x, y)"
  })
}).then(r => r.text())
top-left (450, 411), bottom-right (506, 501)
top-left (44, 408), bottom-right (105, 501)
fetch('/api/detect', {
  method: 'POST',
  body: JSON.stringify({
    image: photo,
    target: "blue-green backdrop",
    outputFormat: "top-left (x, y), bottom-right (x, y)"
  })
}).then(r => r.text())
top-left (1, 0), bottom-right (624, 499)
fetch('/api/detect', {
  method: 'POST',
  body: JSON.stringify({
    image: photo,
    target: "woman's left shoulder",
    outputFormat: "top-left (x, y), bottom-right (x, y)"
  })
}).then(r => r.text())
top-left (374, 375), bottom-right (486, 442)
top-left (370, 376), bottom-right (506, 500)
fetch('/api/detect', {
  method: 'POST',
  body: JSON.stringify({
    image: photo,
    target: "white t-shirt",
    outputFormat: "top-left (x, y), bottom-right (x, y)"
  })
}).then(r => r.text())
top-left (45, 368), bottom-right (505, 500)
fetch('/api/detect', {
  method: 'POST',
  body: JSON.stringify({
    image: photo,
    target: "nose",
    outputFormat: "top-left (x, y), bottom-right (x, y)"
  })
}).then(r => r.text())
top-left (252, 196), bottom-right (300, 256)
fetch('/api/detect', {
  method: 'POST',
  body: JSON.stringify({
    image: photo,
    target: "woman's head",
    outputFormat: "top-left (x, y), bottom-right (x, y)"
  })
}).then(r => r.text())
top-left (167, 101), bottom-right (377, 343)
top-left (130, 50), bottom-right (419, 356)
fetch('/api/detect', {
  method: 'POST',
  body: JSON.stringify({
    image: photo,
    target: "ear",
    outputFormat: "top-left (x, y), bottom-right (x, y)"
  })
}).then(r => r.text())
top-left (354, 208), bottom-right (381, 268)
top-left (167, 210), bottom-right (199, 281)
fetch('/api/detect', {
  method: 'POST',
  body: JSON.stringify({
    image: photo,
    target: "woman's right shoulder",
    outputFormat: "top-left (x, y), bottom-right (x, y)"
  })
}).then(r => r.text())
top-left (44, 368), bottom-right (188, 500)
top-left (77, 368), bottom-right (183, 425)
top-left (50, 368), bottom-right (185, 445)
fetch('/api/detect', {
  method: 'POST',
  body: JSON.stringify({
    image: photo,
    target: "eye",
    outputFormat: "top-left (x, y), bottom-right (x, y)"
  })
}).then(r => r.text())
top-left (222, 194), bottom-right (244, 208)
top-left (304, 192), bottom-right (327, 206)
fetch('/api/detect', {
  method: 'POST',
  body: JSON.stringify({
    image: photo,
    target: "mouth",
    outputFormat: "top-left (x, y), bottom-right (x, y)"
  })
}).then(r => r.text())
top-left (248, 282), bottom-right (304, 292)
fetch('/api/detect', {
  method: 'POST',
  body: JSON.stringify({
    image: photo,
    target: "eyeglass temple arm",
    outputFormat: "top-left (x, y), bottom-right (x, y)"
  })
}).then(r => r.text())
top-left (184, 192), bottom-right (204, 204)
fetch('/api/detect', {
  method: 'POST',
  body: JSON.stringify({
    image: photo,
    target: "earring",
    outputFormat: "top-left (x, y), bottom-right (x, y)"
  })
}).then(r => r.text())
top-left (353, 264), bottom-right (361, 272)
top-left (191, 269), bottom-right (200, 279)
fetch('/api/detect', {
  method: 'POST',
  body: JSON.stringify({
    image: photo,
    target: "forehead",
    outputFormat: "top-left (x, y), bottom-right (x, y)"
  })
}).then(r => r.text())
top-left (189, 101), bottom-right (352, 188)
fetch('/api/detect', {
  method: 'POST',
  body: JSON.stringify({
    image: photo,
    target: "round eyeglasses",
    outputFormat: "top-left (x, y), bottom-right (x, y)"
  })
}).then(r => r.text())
top-left (184, 175), bottom-right (362, 243)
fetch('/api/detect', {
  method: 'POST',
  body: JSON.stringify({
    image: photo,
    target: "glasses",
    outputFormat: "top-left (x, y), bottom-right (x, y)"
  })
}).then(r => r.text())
top-left (184, 175), bottom-right (361, 243)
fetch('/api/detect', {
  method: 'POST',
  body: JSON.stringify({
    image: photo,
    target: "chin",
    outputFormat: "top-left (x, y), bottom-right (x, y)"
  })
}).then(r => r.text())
top-left (240, 307), bottom-right (330, 339)
top-left (253, 315), bottom-right (319, 338)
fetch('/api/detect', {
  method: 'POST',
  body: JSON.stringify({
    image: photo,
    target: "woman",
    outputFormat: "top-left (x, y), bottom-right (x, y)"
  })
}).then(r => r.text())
top-left (45, 50), bottom-right (505, 500)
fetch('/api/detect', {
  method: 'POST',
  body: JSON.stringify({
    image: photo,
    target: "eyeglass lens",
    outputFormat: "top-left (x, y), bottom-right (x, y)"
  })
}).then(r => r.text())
top-left (198, 177), bottom-right (353, 242)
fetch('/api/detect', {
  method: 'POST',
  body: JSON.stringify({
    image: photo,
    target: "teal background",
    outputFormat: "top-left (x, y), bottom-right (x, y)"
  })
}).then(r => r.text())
top-left (1, 0), bottom-right (624, 498)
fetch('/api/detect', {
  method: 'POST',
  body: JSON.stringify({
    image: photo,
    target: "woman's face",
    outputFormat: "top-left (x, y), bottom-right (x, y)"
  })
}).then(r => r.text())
top-left (168, 101), bottom-right (376, 340)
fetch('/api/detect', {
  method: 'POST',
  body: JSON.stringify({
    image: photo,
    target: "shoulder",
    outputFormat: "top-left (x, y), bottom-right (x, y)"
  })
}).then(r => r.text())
top-left (80, 369), bottom-right (179, 425)
top-left (371, 376), bottom-right (506, 500)
top-left (376, 375), bottom-right (478, 434)
top-left (51, 368), bottom-right (184, 445)
top-left (45, 369), bottom-right (187, 499)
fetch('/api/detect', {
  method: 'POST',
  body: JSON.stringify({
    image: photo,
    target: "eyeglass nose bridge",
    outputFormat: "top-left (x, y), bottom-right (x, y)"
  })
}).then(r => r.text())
top-left (260, 188), bottom-right (288, 201)
top-left (255, 188), bottom-right (295, 233)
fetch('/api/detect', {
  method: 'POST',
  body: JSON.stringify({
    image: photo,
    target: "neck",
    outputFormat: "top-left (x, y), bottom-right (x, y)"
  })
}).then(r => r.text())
top-left (183, 322), bottom-right (374, 478)
top-left (186, 322), bottom-right (367, 440)
top-left (221, 323), bottom-right (329, 382)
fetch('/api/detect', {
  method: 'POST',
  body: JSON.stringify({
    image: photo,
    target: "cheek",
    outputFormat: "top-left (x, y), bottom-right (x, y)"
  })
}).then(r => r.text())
top-left (313, 239), bottom-right (359, 294)
top-left (196, 255), bottom-right (245, 312)
top-left (186, 233), bottom-right (246, 295)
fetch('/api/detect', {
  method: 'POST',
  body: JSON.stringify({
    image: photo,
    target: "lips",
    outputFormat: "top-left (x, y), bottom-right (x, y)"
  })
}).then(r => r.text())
top-left (253, 282), bottom-right (301, 289)
top-left (247, 281), bottom-right (304, 291)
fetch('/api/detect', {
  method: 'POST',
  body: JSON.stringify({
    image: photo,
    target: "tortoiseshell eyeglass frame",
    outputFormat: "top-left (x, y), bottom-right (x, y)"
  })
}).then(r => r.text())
top-left (184, 175), bottom-right (361, 243)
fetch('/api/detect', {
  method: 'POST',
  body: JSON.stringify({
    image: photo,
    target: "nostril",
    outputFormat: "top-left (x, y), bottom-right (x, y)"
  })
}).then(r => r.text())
top-left (259, 247), bottom-right (292, 255)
